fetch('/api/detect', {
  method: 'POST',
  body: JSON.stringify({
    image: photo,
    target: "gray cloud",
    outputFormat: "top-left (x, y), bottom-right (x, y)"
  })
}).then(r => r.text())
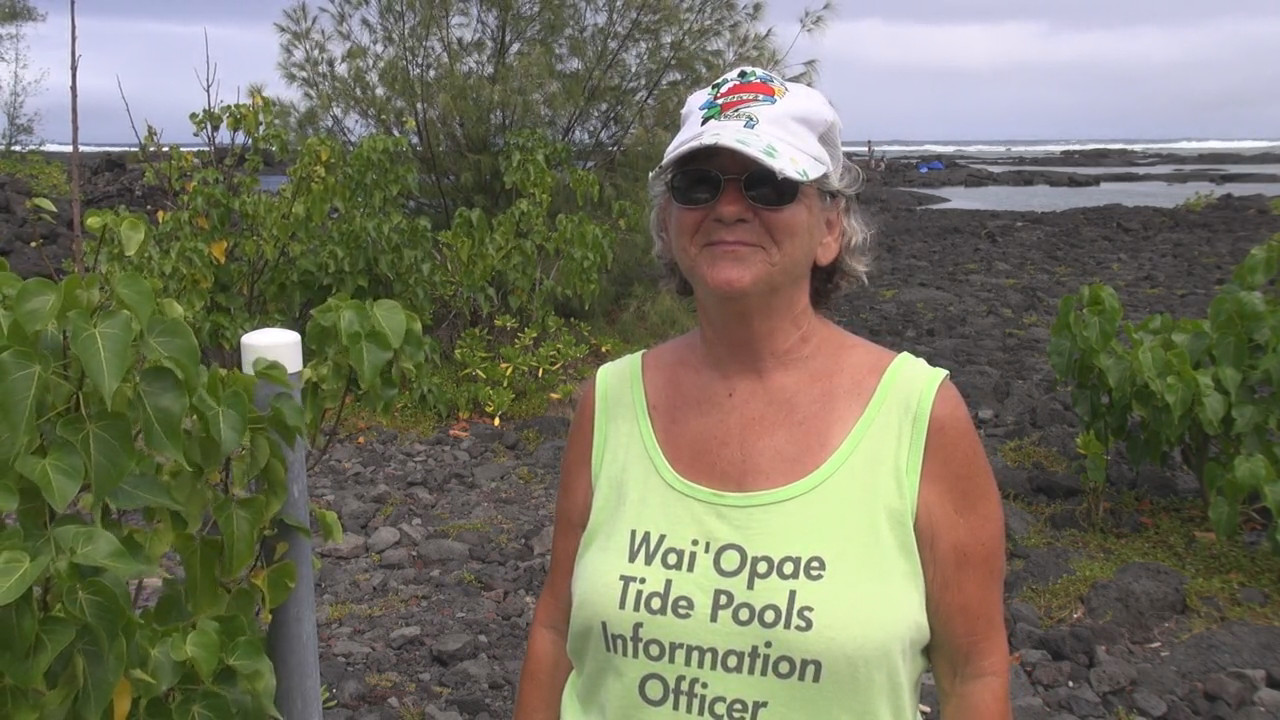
top-left (19, 0), bottom-right (1280, 144)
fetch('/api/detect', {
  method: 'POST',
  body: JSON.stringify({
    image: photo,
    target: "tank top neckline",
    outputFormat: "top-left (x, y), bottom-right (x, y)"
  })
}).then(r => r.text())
top-left (628, 350), bottom-right (910, 507)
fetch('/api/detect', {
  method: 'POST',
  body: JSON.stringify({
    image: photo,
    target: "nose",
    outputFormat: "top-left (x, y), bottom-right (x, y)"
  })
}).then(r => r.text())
top-left (710, 175), bottom-right (752, 218)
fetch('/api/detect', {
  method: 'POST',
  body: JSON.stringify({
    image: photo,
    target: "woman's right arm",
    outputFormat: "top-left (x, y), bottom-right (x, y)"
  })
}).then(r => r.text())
top-left (512, 377), bottom-right (596, 720)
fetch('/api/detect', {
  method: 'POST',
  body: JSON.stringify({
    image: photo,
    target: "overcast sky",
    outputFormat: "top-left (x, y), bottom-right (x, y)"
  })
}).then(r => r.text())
top-left (21, 0), bottom-right (1280, 145)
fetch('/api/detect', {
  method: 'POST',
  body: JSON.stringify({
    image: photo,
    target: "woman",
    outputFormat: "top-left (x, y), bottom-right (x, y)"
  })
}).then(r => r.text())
top-left (514, 66), bottom-right (1011, 720)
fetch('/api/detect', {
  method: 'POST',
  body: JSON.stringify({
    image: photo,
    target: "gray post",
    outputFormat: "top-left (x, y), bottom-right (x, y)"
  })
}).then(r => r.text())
top-left (241, 328), bottom-right (323, 720)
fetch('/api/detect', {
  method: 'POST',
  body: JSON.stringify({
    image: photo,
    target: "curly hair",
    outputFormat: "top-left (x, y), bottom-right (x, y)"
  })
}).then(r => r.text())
top-left (646, 138), bottom-right (873, 312)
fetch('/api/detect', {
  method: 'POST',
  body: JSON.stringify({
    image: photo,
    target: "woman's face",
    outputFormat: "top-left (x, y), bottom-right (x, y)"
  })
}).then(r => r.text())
top-left (663, 148), bottom-right (840, 302)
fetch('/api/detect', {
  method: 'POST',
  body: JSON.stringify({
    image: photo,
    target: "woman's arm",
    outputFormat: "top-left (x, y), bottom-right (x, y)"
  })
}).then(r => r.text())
top-left (915, 379), bottom-right (1012, 720)
top-left (513, 378), bottom-right (597, 720)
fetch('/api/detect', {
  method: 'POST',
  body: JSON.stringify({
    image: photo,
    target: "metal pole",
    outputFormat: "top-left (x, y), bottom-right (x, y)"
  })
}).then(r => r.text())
top-left (241, 328), bottom-right (322, 720)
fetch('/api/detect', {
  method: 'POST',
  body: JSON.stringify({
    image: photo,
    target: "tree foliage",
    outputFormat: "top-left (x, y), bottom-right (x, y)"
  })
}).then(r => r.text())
top-left (0, 0), bottom-right (45, 151)
top-left (272, 0), bottom-right (836, 220)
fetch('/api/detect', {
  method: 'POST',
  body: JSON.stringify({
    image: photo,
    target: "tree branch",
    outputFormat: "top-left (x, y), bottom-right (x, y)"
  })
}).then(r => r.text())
top-left (68, 0), bottom-right (83, 275)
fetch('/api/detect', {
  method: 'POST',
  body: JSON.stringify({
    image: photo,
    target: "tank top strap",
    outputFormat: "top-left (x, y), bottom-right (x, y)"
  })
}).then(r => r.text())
top-left (868, 351), bottom-right (951, 516)
top-left (590, 350), bottom-right (645, 488)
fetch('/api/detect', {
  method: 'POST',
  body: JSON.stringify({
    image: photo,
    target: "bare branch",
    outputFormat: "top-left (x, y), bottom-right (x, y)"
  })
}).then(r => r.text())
top-left (68, 0), bottom-right (83, 275)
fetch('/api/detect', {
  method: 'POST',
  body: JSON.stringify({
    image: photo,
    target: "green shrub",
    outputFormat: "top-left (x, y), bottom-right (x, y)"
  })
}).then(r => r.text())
top-left (1048, 234), bottom-right (1280, 551)
top-left (1178, 190), bottom-right (1217, 211)
top-left (0, 197), bottom-right (435, 713)
top-left (0, 152), bottom-right (69, 198)
top-left (0, 252), bottom-right (307, 716)
top-left (85, 93), bottom-right (634, 425)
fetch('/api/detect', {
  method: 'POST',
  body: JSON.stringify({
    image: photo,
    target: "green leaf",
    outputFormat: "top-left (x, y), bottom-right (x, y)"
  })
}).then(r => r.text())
top-left (106, 471), bottom-right (183, 512)
top-left (53, 525), bottom-right (152, 578)
top-left (0, 476), bottom-right (17, 512)
top-left (139, 640), bottom-right (180, 699)
top-left (371, 299), bottom-right (407, 348)
top-left (29, 197), bottom-right (56, 213)
top-left (313, 506), bottom-right (343, 545)
top-left (120, 217), bottom-right (147, 256)
top-left (174, 534), bottom-right (224, 616)
top-left (111, 272), bottom-right (157, 325)
top-left (249, 357), bottom-right (292, 389)
top-left (0, 348), bottom-right (45, 456)
top-left (142, 316), bottom-right (201, 383)
top-left (158, 298), bottom-right (185, 320)
top-left (75, 628), bottom-right (126, 720)
top-left (39, 656), bottom-right (82, 718)
top-left (13, 277), bottom-right (61, 333)
top-left (136, 366), bottom-right (189, 461)
top-left (251, 559), bottom-right (296, 610)
top-left (0, 593), bottom-right (38, 665)
top-left (351, 333), bottom-right (395, 392)
top-left (1208, 494), bottom-right (1235, 539)
top-left (184, 626), bottom-right (222, 682)
top-left (30, 615), bottom-right (78, 683)
top-left (1216, 365), bottom-right (1244, 399)
top-left (56, 412), bottom-right (133, 503)
top-left (62, 575), bottom-right (131, 635)
top-left (173, 688), bottom-right (233, 720)
top-left (203, 386), bottom-right (250, 458)
top-left (225, 635), bottom-right (278, 715)
top-left (69, 309), bottom-right (136, 407)
top-left (0, 550), bottom-right (49, 605)
top-left (267, 394), bottom-right (305, 446)
top-left (214, 496), bottom-right (266, 576)
top-left (1197, 390), bottom-right (1228, 433)
top-left (15, 440), bottom-right (85, 513)
top-left (1231, 454), bottom-right (1271, 495)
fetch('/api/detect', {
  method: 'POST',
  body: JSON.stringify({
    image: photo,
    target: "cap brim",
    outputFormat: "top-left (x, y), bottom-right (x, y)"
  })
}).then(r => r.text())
top-left (656, 127), bottom-right (828, 182)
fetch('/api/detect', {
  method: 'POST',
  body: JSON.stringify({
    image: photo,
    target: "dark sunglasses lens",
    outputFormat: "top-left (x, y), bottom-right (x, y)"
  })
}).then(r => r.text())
top-left (670, 168), bottom-right (722, 206)
top-left (742, 170), bottom-right (800, 207)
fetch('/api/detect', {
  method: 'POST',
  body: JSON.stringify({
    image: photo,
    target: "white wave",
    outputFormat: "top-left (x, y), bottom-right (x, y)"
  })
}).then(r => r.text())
top-left (33, 143), bottom-right (142, 153)
top-left (844, 139), bottom-right (1280, 154)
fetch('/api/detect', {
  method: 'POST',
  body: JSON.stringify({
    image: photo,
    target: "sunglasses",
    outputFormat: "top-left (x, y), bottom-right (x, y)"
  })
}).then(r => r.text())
top-left (668, 167), bottom-right (802, 209)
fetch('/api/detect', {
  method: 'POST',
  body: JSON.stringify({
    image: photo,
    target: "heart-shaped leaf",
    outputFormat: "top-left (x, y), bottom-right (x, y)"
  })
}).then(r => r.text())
top-left (0, 348), bottom-right (43, 458)
top-left (56, 411), bottom-right (133, 503)
top-left (53, 526), bottom-right (151, 578)
top-left (120, 217), bottom-right (146, 256)
top-left (0, 550), bottom-right (49, 605)
top-left (69, 309), bottom-right (136, 407)
top-left (13, 277), bottom-right (61, 334)
top-left (142, 316), bottom-right (201, 383)
top-left (15, 440), bottom-right (85, 512)
top-left (110, 272), bottom-right (156, 326)
top-left (136, 366), bottom-right (189, 462)
top-left (371, 299), bottom-right (407, 349)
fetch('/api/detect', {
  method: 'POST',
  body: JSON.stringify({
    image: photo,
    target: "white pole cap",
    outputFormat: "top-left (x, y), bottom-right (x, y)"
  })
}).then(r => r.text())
top-left (240, 327), bottom-right (304, 375)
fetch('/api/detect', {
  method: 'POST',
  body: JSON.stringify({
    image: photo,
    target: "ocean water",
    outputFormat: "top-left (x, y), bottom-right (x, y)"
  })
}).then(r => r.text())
top-left (836, 138), bottom-right (1280, 210)
top-left (843, 138), bottom-right (1280, 158)
top-left (916, 182), bottom-right (1280, 212)
top-left (38, 139), bottom-right (1280, 212)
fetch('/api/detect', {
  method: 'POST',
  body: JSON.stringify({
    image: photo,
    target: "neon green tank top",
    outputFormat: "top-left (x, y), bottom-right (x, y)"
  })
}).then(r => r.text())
top-left (561, 349), bottom-right (949, 720)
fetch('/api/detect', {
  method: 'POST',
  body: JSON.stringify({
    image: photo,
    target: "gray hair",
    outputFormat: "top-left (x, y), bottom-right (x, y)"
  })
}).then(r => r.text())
top-left (646, 137), bottom-right (873, 311)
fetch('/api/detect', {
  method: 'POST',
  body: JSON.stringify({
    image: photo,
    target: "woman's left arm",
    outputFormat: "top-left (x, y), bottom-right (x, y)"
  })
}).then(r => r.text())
top-left (915, 379), bottom-right (1013, 720)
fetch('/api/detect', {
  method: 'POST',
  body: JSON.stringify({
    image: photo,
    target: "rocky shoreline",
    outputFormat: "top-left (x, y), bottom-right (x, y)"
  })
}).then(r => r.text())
top-left (2, 151), bottom-right (1279, 718)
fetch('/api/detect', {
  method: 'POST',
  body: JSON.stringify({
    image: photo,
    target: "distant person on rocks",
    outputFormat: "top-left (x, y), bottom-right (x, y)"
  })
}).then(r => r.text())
top-left (513, 66), bottom-right (1011, 720)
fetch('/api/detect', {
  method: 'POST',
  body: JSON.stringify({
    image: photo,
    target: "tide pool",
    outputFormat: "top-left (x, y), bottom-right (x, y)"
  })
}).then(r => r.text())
top-left (914, 181), bottom-right (1280, 212)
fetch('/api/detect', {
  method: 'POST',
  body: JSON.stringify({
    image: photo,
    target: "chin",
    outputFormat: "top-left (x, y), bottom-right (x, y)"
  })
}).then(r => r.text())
top-left (690, 269), bottom-right (768, 298)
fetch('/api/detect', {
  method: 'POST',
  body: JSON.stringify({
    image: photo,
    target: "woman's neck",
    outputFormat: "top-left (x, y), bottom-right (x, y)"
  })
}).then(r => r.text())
top-left (689, 289), bottom-right (830, 379)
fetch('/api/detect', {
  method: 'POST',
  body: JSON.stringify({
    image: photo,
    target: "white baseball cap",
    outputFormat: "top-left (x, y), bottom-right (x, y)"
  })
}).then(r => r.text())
top-left (654, 66), bottom-right (842, 182)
